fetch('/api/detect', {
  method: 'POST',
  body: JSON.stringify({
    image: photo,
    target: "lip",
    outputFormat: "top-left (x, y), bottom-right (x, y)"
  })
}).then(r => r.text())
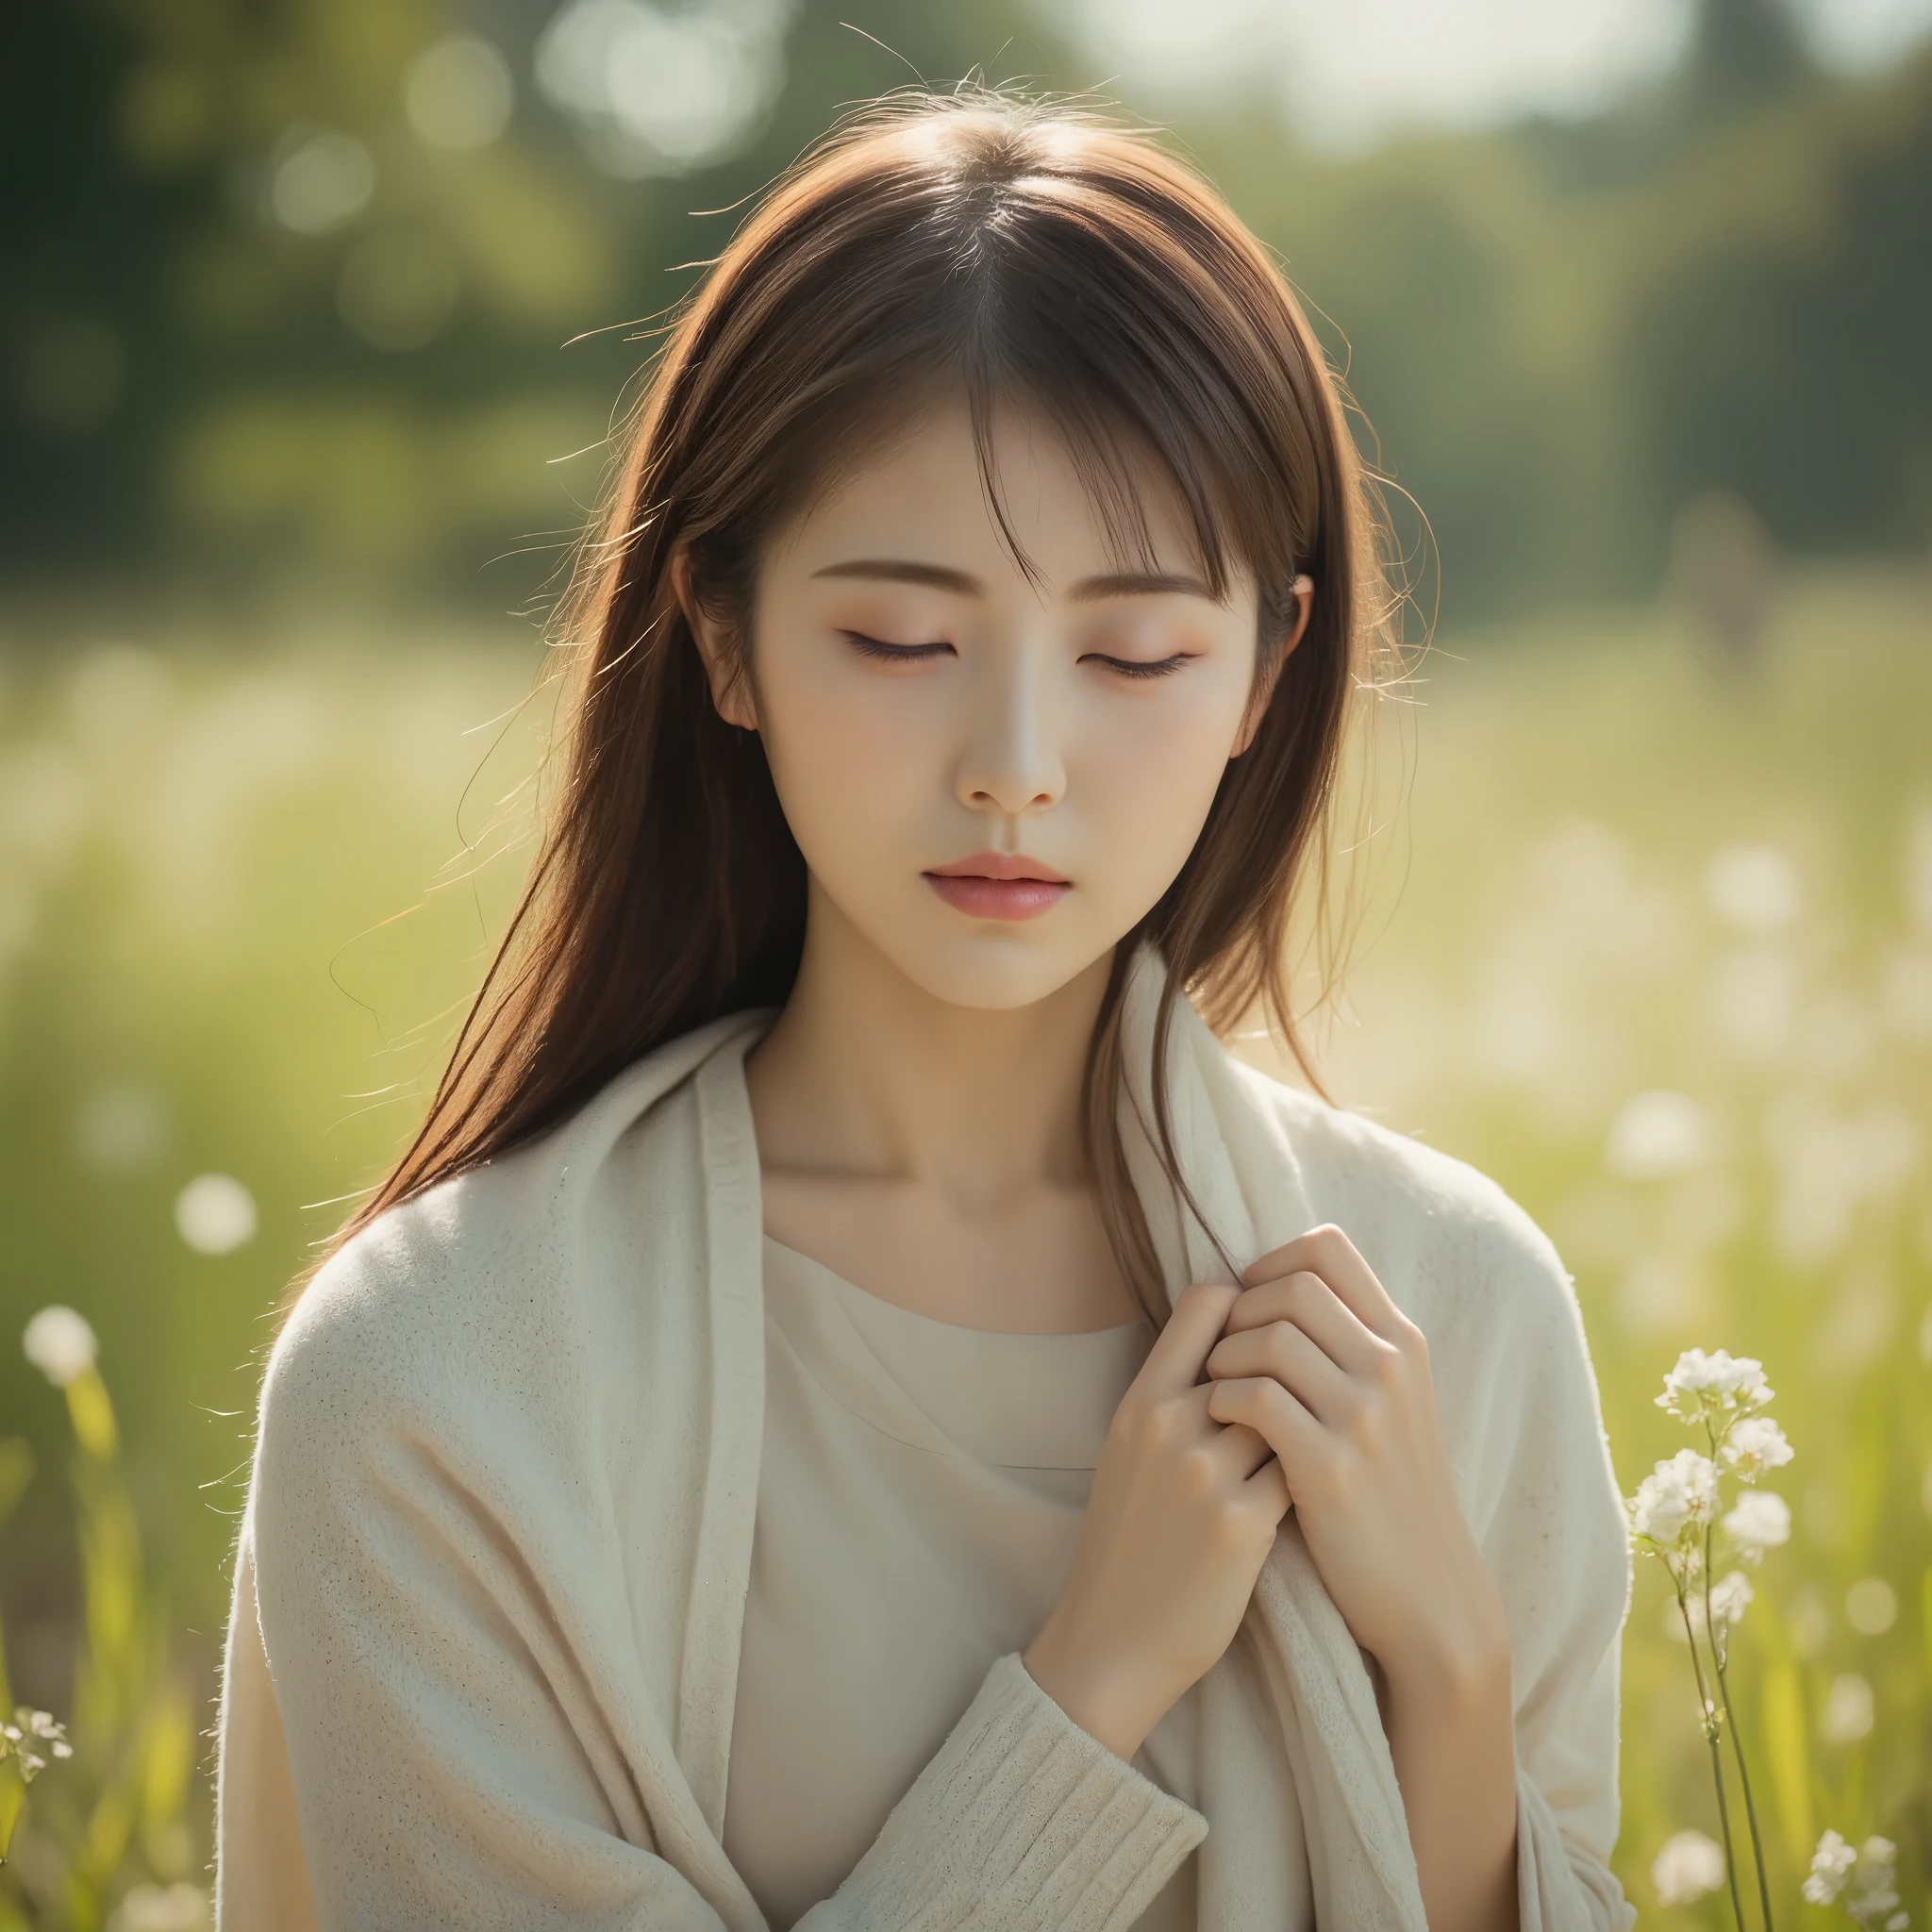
top-left (927, 852), bottom-right (1070, 883)
top-left (924, 851), bottom-right (1071, 922)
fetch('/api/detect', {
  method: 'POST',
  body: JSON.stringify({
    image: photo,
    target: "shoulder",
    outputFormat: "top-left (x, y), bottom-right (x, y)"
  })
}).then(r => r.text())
top-left (1229, 1058), bottom-right (1587, 1361)
top-left (257, 1011), bottom-right (761, 1468)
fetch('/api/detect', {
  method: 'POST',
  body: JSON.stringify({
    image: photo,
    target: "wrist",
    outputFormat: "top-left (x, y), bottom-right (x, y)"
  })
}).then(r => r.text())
top-left (1022, 1616), bottom-right (1158, 1763)
top-left (1378, 1593), bottom-right (1512, 1719)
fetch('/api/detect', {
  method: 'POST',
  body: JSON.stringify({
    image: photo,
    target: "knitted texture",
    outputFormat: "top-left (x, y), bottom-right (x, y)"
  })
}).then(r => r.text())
top-left (817, 1652), bottom-right (1206, 1930)
top-left (216, 957), bottom-right (1637, 1930)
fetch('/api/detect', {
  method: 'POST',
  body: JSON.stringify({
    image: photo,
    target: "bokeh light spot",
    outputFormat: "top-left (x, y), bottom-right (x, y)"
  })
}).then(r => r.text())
top-left (535, 0), bottom-right (794, 178)
top-left (1820, 1672), bottom-right (1874, 1744)
top-left (269, 127), bottom-right (375, 235)
top-left (405, 36), bottom-right (514, 151)
top-left (76, 1083), bottom-right (171, 1173)
top-left (1605, 1089), bottom-right (1710, 1180)
top-left (1843, 1576), bottom-right (1897, 1637)
top-left (175, 1173), bottom-right (258, 1256)
top-left (1706, 841), bottom-right (1800, 934)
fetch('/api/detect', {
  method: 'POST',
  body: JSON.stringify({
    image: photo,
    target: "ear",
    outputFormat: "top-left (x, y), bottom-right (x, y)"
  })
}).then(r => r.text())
top-left (1230, 575), bottom-right (1314, 758)
top-left (674, 547), bottom-right (759, 732)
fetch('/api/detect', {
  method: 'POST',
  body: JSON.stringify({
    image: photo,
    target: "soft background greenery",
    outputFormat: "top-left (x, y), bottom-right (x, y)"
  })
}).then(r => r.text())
top-left (1, 0), bottom-right (1928, 1924)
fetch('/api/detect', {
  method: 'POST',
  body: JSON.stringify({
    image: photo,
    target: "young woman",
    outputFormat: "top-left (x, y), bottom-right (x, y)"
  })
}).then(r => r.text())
top-left (216, 94), bottom-right (1636, 1932)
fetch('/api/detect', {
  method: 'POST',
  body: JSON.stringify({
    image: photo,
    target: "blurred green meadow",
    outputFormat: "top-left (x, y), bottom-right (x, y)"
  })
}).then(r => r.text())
top-left (8, 0), bottom-right (1932, 1922)
top-left (0, 559), bottom-right (1926, 1922)
top-left (1314, 562), bottom-right (1932, 1916)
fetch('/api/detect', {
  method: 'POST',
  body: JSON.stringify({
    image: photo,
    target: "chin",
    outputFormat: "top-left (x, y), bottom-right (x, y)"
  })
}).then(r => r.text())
top-left (889, 928), bottom-right (1110, 1014)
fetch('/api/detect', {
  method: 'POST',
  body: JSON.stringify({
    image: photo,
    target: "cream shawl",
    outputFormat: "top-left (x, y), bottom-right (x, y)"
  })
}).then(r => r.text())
top-left (217, 954), bottom-right (1637, 1930)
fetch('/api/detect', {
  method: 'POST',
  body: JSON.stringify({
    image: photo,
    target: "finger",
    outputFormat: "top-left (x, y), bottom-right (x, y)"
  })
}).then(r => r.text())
top-left (1133, 1281), bottom-right (1241, 1398)
top-left (1163, 1383), bottom-right (1281, 1483)
top-left (1243, 1453), bottom-right (1292, 1524)
top-left (1217, 1270), bottom-right (1383, 1378)
top-left (1208, 1414), bottom-right (1279, 1482)
top-left (1242, 1224), bottom-right (1408, 1346)
top-left (1205, 1373), bottom-right (1324, 1475)
top-left (1205, 1320), bottom-right (1355, 1428)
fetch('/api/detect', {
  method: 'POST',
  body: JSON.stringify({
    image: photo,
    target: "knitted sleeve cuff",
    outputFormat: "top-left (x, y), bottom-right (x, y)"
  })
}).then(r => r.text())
top-left (803, 1650), bottom-right (1208, 1931)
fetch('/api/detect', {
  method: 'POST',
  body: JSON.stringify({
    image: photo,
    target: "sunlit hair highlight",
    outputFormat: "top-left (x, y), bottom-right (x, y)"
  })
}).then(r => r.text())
top-left (305, 89), bottom-right (1405, 1323)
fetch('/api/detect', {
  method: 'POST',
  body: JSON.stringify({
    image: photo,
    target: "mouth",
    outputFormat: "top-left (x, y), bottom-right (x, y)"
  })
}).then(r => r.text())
top-left (923, 851), bottom-right (1071, 922)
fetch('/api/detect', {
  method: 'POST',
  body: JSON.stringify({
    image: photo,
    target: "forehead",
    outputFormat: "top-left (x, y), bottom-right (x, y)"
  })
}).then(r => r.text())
top-left (766, 389), bottom-right (1215, 591)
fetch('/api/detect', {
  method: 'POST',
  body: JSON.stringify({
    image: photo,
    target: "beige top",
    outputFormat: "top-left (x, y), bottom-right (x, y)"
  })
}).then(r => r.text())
top-left (217, 958), bottom-right (1638, 1931)
top-left (724, 1239), bottom-right (1206, 1932)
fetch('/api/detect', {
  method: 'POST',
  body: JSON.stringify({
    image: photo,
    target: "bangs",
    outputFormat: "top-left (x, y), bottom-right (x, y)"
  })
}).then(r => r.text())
top-left (682, 109), bottom-right (1324, 649)
top-left (764, 357), bottom-right (1236, 608)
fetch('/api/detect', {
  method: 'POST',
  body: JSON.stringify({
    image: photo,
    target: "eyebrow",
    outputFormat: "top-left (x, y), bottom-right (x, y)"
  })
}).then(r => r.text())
top-left (1069, 570), bottom-right (1216, 603)
top-left (809, 559), bottom-right (1217, 601)
top-left (811, 558), bottom-right (980, 592)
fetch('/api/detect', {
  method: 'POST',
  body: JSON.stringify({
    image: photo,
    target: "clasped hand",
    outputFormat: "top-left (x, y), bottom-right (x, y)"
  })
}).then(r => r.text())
top-left (1202, 1225), bottom-right (1508, 1695)
top-left (1022, 1224), bottom-right (1507, 1762)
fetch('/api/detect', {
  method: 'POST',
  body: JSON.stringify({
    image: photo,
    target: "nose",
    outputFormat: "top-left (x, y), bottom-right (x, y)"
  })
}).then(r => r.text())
top-left (955, 633), bottom-right (1066, 822)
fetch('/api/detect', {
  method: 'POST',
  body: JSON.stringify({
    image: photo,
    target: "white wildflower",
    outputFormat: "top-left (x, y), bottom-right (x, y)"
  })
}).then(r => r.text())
top-left (0, 1707), bottom-right (67, 1783)
top-left (1629, 1448), bottom-right (1721, 1547)
top-left (1674, 1584), bottom-right (1737, 1641)
top-left (1840, 1836), bottom-right (1907, 1930)
top-left (1652, 1828), bottom-right (1726, 1907)
top-left (18, 1708), bottom-right (71, 1758)
top-left (1803, 1826), bottom-right (1908, 1925)
top-left (1722, 1488), bottom-right (1790, 1563)
top-left (1807, 1830), bottom-right (1858, 1906)
top-left (1721, 1414), bottom-right (1794, 1480)
top-left (1657, 1346), bottom-right (1773, 1421)
top-left (22, 1305), bottom-right (98, 1388)
top-left (1708, 1570), bottom-right (1755, 1626)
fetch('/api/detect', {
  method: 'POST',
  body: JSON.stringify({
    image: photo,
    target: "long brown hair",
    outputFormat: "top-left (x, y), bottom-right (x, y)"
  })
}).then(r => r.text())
top-left (314, 90), bottom-right (1395, 1322)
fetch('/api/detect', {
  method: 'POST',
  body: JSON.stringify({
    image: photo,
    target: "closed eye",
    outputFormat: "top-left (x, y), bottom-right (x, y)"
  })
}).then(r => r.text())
top-left (842, 630), bottom-right (955, 665)
top-left (1081, 652), bottom-right (1193, 680)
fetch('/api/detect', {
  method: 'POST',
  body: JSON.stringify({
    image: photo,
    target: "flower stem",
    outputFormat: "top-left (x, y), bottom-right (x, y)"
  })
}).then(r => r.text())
top-left (1703, 1511), bottom-right (1775, 1932)
top-left (1710, 1642), bottom-right (1774, 1932)
top-left (1676, 1578), bottom-right (1748, 1932)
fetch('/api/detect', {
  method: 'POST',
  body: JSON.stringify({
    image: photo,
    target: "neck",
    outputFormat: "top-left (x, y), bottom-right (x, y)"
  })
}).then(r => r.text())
top-left (744, 886), bottom-right (1113, 1204)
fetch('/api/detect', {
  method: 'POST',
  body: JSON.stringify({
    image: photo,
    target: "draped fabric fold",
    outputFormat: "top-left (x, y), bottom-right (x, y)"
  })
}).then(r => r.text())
top-left (1115, 952), bottom-right (1424, 1925)
top-left (219, 950), bottom-right (1636, 1931)
top-left (1114, 947), bottom-right (1634, 1931)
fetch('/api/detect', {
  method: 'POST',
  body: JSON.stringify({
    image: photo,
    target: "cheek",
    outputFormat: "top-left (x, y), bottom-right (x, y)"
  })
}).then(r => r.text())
top-left (1071, 671), bottom-right (1251, 882)
top-left (751, 642), bottom-right (940, 867)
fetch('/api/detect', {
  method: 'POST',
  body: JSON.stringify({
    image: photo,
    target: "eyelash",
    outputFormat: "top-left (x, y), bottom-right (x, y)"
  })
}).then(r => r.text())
top-left (843, 633), bottom-right (1191, 680)
top-left (842, 632), bottom-right (952, 664)
top-left (1087, 653), bottom-right (1190, 680)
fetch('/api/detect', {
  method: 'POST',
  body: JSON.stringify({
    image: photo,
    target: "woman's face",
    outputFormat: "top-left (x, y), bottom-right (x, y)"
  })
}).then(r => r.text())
top-left (699, 395), bottom-right (1288, 1012)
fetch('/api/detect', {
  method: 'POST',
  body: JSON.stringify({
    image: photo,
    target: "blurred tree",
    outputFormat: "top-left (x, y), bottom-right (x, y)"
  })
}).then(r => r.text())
top-left (1682, 0), bottom-right (1810, 122)
top-left (3, 0), bottom-right (1930, 619)
top-left (1624, 50), bottom-right (1932, 569)
top-left (1191, 15), bottom-right (1932, 615)
top-left (0, 0), bottom-right (1072, 605)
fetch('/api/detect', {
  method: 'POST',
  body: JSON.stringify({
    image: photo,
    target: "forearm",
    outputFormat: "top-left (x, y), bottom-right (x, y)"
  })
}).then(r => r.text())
top-left (1382, 1640), bottom-right (1521, 1932)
